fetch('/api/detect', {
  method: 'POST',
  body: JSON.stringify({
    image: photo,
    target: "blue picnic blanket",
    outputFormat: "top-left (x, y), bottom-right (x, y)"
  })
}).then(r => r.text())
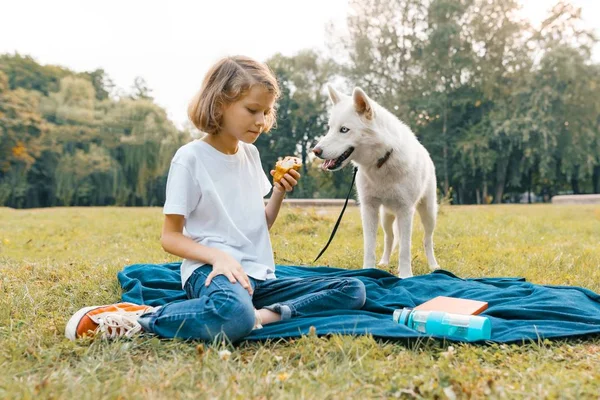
top-left (117, 262), bottom-right (600, 343)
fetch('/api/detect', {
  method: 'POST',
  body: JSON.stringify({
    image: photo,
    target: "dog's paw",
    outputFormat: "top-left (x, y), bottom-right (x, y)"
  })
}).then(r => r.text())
top-left (428, 264), bottom-right (441, 271)
top-left (377, 260), bottom-right (389, 267)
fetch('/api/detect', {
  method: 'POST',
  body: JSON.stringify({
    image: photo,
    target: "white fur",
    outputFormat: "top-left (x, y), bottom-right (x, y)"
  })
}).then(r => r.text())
top-left (313, 85), bottom-right (440, 278)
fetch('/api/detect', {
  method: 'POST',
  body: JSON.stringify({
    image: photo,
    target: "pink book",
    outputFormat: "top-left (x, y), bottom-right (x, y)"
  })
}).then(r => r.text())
top-left (414, 296), bottom-right (488, 315)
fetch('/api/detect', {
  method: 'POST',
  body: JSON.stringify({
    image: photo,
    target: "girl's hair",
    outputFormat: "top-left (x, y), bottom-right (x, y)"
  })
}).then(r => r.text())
top-left (188, 56), bottom-right (280, 135)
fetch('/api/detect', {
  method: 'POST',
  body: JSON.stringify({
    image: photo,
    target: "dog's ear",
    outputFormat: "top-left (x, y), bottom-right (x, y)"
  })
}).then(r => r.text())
top-left (353, 87), bottom-right (373, 120)
top-left (327, 85), bottom-right (342, 105)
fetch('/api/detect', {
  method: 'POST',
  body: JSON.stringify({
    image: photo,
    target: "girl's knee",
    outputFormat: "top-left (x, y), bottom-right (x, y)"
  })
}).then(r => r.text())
top-left (345, 278), bottom-right (367, 309)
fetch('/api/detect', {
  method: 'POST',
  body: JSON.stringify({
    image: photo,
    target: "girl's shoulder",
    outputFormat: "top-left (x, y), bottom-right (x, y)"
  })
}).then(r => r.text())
top-left (171, 140), bottom-right (206, 165)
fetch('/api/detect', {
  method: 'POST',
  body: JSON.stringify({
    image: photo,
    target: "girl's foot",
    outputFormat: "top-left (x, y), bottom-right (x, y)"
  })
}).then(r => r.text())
top-left (65, 302), bottom-right (157, 340)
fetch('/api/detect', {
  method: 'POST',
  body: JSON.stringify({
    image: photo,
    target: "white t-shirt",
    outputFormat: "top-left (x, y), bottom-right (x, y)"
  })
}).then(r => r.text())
top-left (163, 140), bottom-right (276, 287)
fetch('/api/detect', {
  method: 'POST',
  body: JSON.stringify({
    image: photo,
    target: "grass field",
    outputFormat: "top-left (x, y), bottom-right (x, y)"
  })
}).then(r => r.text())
top-left (1, 204), bottom-right (599, 398)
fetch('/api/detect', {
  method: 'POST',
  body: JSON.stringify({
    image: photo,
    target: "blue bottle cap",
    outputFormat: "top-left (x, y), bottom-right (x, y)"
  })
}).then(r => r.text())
top-left (469, 315), bottom-right (492, 340)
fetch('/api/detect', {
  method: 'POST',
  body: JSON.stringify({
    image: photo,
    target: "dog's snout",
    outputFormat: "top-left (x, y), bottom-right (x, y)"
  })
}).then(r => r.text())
top-left (312, 147), bottom-right (322, 157)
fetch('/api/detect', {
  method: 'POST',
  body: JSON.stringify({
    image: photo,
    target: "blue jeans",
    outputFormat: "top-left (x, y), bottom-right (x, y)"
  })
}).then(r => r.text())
top-left (138, 264), bottom-right (366, 342)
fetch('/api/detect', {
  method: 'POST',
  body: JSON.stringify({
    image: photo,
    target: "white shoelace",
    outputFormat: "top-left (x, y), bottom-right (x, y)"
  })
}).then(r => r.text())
top-left (94, 308), bottom-right (151, 338)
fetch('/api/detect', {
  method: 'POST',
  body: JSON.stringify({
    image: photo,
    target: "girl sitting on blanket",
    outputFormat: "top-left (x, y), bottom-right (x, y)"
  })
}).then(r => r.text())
top-left (65, 55), bottom-right (366, 342)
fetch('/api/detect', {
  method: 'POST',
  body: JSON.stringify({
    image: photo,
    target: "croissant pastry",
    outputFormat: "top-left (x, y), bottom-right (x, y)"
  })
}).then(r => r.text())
top-left (273, 156), bottom-right (302, 183)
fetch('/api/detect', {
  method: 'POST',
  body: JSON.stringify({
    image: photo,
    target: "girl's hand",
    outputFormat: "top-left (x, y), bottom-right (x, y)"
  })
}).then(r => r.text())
top-left (270, 169), bottom-right (301, 193)
top-left (205, 251), bottom-right (253, 295)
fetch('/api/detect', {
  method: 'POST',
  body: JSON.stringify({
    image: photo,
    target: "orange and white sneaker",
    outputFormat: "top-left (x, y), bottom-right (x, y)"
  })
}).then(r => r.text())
top-left (65, 302), bottom-right (157, 340)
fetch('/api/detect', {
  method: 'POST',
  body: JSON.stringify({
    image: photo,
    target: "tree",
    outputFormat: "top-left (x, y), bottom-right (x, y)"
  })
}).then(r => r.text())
top-left (531, 46), bottom-right (600, 195)
top-left (418, 0), bottom-right (475, 196)
top-left (130, 76), bottom-right (154, 100)
top-left (81, 68), bottom-right (114, 101)
top-left (0, 53), bottom-right (70, 95)
top-left (330, 0), bottom-right (429, 115)
top-left (258, 50), bottom-right (337, 197)
top-left (0, 54), bottom-right (189, 207)
top-left (101, 98), bottom-right (185, 205)
top-left (461, 0), bottom-right (531, 203)
top-left (0, 71), bottom-right (48, 207)
top-left (50, 76), bottom-right (97, 125)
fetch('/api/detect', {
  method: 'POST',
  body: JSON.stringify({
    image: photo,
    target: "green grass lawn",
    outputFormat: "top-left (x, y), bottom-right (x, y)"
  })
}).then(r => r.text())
top-left (1, 204), bottom-right (599, 398)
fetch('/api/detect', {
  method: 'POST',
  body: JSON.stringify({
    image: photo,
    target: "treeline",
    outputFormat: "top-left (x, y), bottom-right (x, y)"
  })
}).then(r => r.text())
top-left (1, 0), bottom-right (599, 208)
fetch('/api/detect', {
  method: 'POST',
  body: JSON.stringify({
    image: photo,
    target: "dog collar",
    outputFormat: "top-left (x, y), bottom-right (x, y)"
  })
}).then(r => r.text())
top-left (376, 149), bottom-right (393, 168)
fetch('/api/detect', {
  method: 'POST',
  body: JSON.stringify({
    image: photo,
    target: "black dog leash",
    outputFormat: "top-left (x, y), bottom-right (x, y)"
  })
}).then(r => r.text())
top-left (313, 166), bottom-right (358, 263)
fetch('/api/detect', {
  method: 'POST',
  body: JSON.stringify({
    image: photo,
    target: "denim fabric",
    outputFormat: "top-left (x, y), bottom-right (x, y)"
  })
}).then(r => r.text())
top-left (138, 264), bottom-right (366, 342)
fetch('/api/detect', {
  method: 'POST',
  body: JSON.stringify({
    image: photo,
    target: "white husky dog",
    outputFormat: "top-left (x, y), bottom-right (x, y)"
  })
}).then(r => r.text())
top-left (312, 85), bottom-right (440, 278)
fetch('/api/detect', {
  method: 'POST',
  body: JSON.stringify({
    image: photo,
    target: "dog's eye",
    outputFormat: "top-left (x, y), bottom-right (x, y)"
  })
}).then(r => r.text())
top-left (340, 126), bottom-right (350, 133)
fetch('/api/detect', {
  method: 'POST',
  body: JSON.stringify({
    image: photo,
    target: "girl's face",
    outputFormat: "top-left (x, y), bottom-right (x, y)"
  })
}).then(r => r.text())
top-left (220, 85), bottom-right (275, 145)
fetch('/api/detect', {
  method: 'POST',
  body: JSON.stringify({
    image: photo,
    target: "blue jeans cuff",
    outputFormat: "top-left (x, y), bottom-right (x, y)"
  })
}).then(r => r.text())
top-left (264, 304), bottom-right (293, 320)
top-left (138, 306), bottom-right (162, 333)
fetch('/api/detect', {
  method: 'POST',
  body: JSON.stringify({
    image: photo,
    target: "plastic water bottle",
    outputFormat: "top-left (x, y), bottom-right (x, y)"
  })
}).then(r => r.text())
top-left (393, 307), bottom-right (492, 342)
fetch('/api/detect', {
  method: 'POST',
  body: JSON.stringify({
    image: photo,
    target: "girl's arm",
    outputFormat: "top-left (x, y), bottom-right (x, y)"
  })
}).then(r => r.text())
top-left (161, 214), bottom-right (223, 265)
top-left (265, 169), bottom-right (300, 229)
top-left (160, 214), bottom-right (252, 294)
top-left (265, 186), bottom-right (286, 230)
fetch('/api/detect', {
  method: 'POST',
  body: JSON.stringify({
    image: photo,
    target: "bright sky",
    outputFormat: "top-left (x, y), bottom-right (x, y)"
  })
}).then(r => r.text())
top-left (1, 0), bottom-right (598, 129)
